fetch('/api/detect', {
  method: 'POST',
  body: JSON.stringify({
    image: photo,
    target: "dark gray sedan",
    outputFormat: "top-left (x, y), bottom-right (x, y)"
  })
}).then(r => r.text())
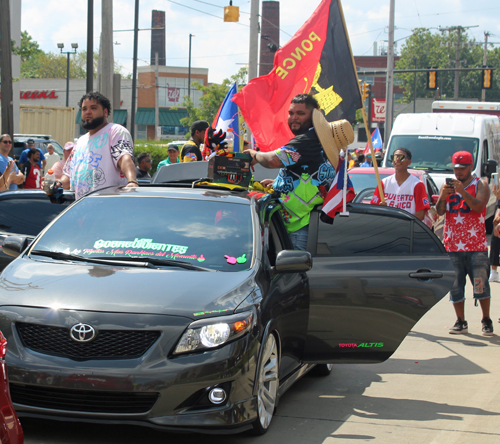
top-left (0, 183), bottom-right (454, 435)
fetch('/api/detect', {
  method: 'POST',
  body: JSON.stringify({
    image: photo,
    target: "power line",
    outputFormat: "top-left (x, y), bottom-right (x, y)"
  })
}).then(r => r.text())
top-left (165, 0), bottom-right (249, 27)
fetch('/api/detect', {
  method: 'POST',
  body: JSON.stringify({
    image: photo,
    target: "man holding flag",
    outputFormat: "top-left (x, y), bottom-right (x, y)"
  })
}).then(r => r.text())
top-left (245, 94), bottom-right (353, 250)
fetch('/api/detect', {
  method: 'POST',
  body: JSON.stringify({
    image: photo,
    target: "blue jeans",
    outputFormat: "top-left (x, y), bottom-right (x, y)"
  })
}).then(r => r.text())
top-left (449, 251), bottom-right (490, 303)
top-left (289, 225), bottom-right (309, 251)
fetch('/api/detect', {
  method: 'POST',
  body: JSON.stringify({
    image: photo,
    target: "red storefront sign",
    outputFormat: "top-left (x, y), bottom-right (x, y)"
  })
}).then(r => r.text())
top-left (20, 90), bottom-right (58, 99)
top-left (371, 98), bottom-right (386, 123)
top-left (167, 87), bottom-right (180, 103)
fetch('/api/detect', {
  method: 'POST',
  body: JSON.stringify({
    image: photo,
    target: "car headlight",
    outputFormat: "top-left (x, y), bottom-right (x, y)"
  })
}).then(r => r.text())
top-left (173, 311), bottom-right (254, 355)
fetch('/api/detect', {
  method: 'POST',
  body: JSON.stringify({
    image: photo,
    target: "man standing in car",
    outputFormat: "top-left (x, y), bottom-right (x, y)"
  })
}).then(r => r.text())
top-left (436, 151), bottom-right (493, 336)
top-left (244, 94), bottom-right (353, 250)
top-left (370, 147), bottom-right (429, 221)
top-left (52, 92), bottom-right (138, 200)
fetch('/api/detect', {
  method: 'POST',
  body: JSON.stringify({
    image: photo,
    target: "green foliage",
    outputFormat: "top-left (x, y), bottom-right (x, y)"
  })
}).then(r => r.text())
top-left (134, 139), bottom-right (184, 173)
top-left (179, 67), bottom-right (249, 128)
top-left (396, 28), bottom-right (500, 103)
top-left (17, 31), bottom-right (126, 79)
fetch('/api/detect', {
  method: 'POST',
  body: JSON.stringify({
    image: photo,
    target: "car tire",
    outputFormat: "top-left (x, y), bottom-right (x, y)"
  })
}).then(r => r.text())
top-left (311, 363), bottom-right (334, 376)
top-left (251, 333), bottom-right (279, 435)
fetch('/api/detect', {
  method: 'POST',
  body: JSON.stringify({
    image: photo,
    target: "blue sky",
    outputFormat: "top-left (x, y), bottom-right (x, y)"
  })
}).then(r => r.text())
top-left (20, 0), bottom-right (500, 84)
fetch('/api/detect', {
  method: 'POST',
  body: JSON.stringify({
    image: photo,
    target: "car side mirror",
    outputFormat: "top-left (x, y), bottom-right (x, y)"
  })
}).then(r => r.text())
top-left (432, 195), bottom-right (439, 205)
top-left (273, 250), bottom-right (312, 274)
top-left (2, 236), bottom-right (31, 258)
top-left (483, 159), bottom-right (497, 177)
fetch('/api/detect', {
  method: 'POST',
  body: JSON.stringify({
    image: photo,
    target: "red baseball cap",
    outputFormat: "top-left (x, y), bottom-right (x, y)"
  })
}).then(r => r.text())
top-left (452, 151), bottom-right (473, 168)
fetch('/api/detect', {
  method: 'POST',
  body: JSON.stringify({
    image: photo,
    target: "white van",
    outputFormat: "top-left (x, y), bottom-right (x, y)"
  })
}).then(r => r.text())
top-left (382, 112), bottom-right (500, 228)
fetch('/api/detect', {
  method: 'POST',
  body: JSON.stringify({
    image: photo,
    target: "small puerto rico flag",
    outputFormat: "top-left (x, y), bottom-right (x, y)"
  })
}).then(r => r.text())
top-left (321, 155), bottom-right (355, 219)
top-left (363, 127), bottom-right (383, 155)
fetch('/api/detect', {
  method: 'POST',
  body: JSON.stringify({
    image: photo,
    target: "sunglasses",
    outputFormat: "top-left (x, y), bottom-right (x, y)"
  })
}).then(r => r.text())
top-left (2, 140), bottom-right (12, 144)
top-left (390, 154), bottom-right (407, 162)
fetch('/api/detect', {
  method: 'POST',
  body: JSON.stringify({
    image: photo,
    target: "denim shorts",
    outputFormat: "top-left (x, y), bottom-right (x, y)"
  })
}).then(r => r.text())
top-left (289, 225), bottom-right (309, 251)
top-left (449, 251), bottom-right (490, 303)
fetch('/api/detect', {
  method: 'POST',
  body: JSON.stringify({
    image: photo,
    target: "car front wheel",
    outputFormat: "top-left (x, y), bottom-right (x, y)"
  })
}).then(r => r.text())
top-left (251, 333), bottom-right (279, 435)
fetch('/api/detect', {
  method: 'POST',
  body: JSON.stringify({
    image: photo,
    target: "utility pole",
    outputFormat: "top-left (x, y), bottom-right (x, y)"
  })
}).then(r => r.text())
top-left (155, 52), bottom-right (160, 141)
top-left (248, 0), bottom-right (259, 80)
top-left (482, 31), bottom-right (490, 102)
top-left (101, 0), bottom-right (114, 117)
top-left (87, 0), bottom-right (94, 92)
top-left (384, 0), bottom-right (395, 148)
top-left (413, 58), bottom-right (417, 113)
top-left (188, 34), bottom-right (193, 102)
top-left (130, 0), bottom-right (139, 140)
top-left (454, 27), bottom-right (462, 100)
top-left (0, 0), bottom-right (14, 144)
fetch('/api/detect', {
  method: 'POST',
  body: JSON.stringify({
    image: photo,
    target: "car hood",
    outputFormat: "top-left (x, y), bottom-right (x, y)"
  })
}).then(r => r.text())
top-left (0, 257), bottom-right (255, 319)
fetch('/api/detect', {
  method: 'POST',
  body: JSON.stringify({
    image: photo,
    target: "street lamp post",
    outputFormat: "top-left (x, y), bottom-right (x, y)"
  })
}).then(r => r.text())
top-left (57, 43), bottom-right (78, 107)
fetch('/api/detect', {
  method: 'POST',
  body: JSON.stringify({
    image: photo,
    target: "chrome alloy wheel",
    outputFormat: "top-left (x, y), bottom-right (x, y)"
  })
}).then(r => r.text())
top-left (256, 333), bottom-right (279, 431)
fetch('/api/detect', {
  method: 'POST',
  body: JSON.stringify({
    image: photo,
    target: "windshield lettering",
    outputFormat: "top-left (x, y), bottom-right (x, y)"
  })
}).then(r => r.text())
top-left (93, 238), bottom-right (189, 254)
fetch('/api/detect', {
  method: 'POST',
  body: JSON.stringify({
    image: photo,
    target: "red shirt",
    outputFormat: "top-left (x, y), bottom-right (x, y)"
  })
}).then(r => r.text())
top-left (443, 176), bottom-right (488, 252)
top-left (24, 164), bottom-right (42, 189)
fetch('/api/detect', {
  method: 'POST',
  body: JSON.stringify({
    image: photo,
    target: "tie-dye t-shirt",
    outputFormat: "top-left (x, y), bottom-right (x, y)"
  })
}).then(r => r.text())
top-left (63, 123), bottom-right (134, 200)
top-left (272, 128), bottom-right (335, 233)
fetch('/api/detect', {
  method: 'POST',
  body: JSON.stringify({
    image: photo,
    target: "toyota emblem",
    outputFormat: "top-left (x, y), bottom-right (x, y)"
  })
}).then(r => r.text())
top-left (70, 323), bottom-right (96, 342)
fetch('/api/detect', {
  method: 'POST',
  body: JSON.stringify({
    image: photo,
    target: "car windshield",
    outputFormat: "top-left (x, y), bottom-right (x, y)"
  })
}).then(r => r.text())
top-left (30, 196), bottom-right (254, 272)
top-left (386, 135), bottom-right (479, 171)
top-left (349, 172), bottom-right (390, 192)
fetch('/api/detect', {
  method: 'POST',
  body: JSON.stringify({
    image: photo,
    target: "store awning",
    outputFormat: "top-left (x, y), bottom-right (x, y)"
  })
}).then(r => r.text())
top-left (135, 108), bottom-right (188, 126)
top-left (75, 109), bottom-right (128, 126)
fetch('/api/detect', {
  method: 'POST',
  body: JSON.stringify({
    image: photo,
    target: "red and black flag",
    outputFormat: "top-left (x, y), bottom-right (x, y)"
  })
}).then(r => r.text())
top-left (232, 0), bottom-right (361, 152)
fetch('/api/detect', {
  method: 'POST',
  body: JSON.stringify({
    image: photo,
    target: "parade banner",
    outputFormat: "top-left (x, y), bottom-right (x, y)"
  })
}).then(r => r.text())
top-left (213, 82), bottom-right (240, 152)
top-left (232, 0), bottom-right (362, 152)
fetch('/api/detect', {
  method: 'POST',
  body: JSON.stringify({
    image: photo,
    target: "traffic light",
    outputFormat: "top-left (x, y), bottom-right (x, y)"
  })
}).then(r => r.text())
top-left (361, 82), bottom-right (371, 100)
top-left (482, 67), bottom-right (493, 89)
top-left (224, 1), bottom-right (239, 22)
top-left (427, 69), bottom-right (438, 90)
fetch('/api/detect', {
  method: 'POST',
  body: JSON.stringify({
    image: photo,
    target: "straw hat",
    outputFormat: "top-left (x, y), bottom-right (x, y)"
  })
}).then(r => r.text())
top-left (312, 109), bottom-right (354, 169)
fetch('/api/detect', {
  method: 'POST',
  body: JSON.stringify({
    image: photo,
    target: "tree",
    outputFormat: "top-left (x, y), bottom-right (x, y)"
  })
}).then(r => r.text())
top-left (180, 67), bottom-right (248, 127)
top-left (396, 28), bottom-right (500, 102)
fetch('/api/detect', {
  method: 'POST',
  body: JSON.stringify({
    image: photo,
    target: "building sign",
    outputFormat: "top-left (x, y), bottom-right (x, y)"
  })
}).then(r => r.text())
top-left (20, 90), bottom-right (59, 99)
top-left (371, 98), bottom-right (386, 123)
top-left (167, 86), bottom-right (180, 103)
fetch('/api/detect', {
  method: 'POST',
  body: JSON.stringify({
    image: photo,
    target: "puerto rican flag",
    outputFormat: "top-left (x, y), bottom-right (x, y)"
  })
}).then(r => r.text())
top-left (322, 156), bottom-right (355, 219)
top-left (213, 82), bottom-right (240, 152)
top-left (363, 127), bottom-right (383, 155)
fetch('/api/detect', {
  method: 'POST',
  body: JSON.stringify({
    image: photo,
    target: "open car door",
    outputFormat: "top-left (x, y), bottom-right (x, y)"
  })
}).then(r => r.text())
top-left (303, 204), bottom-right (455, 364)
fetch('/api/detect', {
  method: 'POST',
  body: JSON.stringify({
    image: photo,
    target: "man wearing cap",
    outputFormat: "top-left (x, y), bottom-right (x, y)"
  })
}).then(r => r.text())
top-left (436, 150), bottom-right (493, 336)
top-left (157, 145), bottom-right (179, 168)
top-left (181, 120), bottom-right (209, 162)
top-left (18, 139), bottom-right (46, 171)
top-left (244, 93), bottom-right (353, 250)
top-left (371, 147), bottom-right (430, 221)
top-left (52, 142), bottom-right (74, 180)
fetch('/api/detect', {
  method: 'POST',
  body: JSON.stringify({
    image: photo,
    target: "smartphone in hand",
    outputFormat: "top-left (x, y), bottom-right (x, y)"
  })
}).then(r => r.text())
top-left (445, 178), bottom-right (454, 186)
top-left (492, 173), bottom-right (499, 187)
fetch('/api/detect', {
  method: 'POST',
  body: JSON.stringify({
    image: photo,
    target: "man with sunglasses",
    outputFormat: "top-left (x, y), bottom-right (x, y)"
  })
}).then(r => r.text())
top-left (0, 134), bottom-right (24, 190)
top-left (436, 150), bottom-right (493, 336)
top-left (370, 147), bottom-right (429, 221)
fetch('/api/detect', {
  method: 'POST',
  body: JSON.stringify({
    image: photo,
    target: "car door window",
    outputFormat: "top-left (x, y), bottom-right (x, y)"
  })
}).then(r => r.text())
top-left (0, 197), bottom-right (71, 236)
top-left (316, 211), bottom-right (411, 255)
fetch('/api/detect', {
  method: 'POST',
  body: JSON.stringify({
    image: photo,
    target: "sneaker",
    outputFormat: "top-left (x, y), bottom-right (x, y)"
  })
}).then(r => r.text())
top-left (449, 318), bottom-right (468, 334)
top-left (489, 270), bottom-right (499, 282)
top-left (482, 317), bottom-right (494, 336)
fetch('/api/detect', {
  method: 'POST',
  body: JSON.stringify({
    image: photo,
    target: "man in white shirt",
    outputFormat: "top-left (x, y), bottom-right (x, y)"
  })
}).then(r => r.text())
top-left (44, 144), bottom-right (60, 174)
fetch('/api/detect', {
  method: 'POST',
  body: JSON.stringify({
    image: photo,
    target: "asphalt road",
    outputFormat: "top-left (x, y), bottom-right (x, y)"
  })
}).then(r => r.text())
top-left (21, 278), bottom-right (500, 444)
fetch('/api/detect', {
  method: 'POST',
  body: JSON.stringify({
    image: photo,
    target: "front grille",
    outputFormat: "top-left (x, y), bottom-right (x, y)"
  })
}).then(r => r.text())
top-left (10, 383), bottom-right (159, 414)
top-left (16, 322), bottom-right (161, 360)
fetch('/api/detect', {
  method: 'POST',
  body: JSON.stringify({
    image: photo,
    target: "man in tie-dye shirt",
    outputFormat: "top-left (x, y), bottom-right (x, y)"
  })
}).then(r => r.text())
top-left (54, 92), bottom-right (138, 200)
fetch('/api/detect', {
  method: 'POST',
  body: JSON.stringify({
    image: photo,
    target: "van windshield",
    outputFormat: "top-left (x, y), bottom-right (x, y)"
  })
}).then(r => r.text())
top-left (386, 135), bottom-right (479, 171)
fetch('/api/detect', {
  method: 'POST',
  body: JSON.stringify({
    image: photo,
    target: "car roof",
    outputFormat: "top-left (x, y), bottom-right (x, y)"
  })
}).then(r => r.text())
top-left (348, 167), bottom-right (427, 178)
top-left (85, 184), bottom-right (257, 205)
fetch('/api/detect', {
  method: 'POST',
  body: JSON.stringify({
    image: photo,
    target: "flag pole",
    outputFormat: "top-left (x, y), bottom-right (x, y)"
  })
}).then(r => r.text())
top-left (337, 0), bottom-right (385, 204)
top-left (339, 149), bottom-right (349, 216)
